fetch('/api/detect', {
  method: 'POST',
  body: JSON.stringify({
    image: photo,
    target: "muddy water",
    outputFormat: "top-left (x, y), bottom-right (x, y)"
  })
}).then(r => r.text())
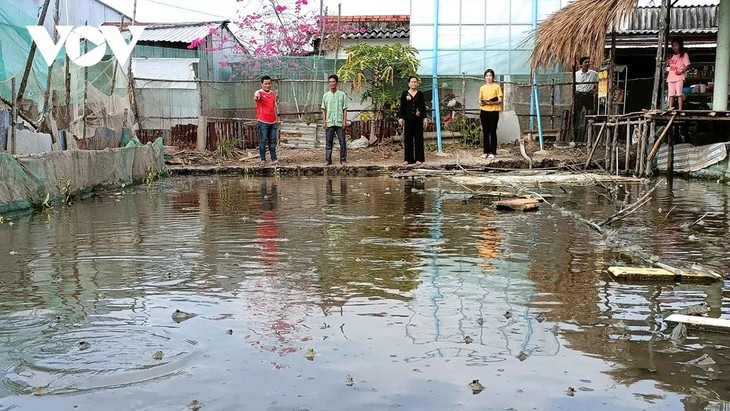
top-left (0, 175), bottom-right (729, 410)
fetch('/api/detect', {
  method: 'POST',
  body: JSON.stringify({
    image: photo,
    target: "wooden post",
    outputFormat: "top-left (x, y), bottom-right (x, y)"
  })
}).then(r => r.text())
top-left (635, 120), bottom-right (643, 175)
top-left (65, 54), bottom-right (71, 127)
top-left (43, 0), bottom-right (60, 121)
top-left (651, 0), bottom-right (671, 110)
top-left (10, 78), bottom-right (17, 155)
top-left (82, 39), bottom-right (89, 140)
top-left (550, 78), bottom-right (555, 131)
top-left (607, 31), bottom-right (617, 116)
top-left (461, 73), bottom-right (466, 120)
top-left (587, 119), bottom-right (594, 148)
top-left (585, 121), bottom-right (606, 169)
top-left (625, 120), bottom-right (631, 173)
top-left (127, 65), bottom-right (142, 135)
top-left (667, 122), bottom-right (674, 176)
top-left (18, 0), bottom-right (51, 101)
top-left (571, 62), bottom-right (577, 141)
top-left (604, 125), bottom-right (611, 169)
top-left (607, 123), bottom-right (621, 173)
top-left (638, 119), bottom-right (649, 176)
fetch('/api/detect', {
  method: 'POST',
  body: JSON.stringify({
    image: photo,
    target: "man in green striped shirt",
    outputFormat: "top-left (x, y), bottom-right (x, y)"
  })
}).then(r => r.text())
top-left (321, 74), bottom-right (349, 166)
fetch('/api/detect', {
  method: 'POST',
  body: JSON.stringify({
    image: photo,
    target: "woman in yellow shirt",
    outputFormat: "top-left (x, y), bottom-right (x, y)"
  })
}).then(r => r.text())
top-left (478, 69), bottom-right (503, 159)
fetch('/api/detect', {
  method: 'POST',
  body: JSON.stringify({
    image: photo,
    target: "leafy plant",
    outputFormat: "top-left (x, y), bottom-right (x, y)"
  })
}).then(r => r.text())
top-left (338, 43), bottom-right (420, 142)
top-left (58, 178), bottom-right (73, 205)
top-left (218, 137), bottom-right (237, 159)
top-left (449, 115), bottom-right (482, 147)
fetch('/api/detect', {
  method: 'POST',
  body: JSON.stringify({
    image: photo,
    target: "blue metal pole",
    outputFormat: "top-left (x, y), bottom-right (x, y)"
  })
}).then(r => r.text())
top-left (529, 0), bottom-right (538, 131)
top-left (432, 0), bottom-right (442, 152)
top-left (533, 82), bottom-right (544, 150)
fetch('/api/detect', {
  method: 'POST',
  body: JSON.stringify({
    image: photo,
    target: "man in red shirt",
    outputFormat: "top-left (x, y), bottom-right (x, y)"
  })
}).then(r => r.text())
top-left (255, 75), bottom-right (278, 164)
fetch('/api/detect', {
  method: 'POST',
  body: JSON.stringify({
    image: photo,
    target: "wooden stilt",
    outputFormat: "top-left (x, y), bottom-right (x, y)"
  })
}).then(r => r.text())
top-left (625, 121), bottom-right (631, 173)
top-left (585, 121), bottom-right (606, 169)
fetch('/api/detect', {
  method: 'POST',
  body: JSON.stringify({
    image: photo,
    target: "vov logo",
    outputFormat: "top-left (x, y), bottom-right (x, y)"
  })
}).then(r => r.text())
top-left (27, 26), bottom-right (145, 67)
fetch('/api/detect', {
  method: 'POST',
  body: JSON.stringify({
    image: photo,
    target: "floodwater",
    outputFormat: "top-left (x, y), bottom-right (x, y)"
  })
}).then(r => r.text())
top-left (0, 174), bottom-right (729, 411)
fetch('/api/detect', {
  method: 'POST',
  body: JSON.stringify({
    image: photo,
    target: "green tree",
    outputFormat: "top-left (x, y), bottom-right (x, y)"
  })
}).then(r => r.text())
top-left (337, 43), bottom-right (420, 142)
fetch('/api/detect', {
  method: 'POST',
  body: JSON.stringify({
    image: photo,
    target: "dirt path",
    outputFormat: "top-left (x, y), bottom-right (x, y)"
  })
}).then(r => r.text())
top-left (167, 141), bottom-right (591, 172)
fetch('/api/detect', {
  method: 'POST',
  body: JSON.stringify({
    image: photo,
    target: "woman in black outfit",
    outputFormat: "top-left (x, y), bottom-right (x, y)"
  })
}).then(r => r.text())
top-left (397, 76), bottom-right (428, 166)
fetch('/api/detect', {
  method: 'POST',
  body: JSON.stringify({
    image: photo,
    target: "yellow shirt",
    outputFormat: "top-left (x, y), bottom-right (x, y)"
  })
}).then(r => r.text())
top-left (479, 83), bottom-right (503, 112)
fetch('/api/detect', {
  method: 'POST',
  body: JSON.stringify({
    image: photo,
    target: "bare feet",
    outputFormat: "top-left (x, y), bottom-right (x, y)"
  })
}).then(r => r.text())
top-left (415, 161), bottom-right (422, 166)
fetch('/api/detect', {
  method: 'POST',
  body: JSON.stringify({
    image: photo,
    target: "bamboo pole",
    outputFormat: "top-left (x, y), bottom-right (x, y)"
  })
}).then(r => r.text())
top-left (610, 120), bottom-right (619, 172)
top-left (10, 78), bottom-right (17, 155)
top-left (18, 0), bottom-right (51, 101)
top-left (82, 39), bottom-right (88, 140)
top-left (645, 113), bottom-right (676, 170)
top-left (607, 31), bottom-right (616, 116)
top-left (587, 119), bottom-right (594, 147)
top-left (585, 121), bottom-right (606, 169)
top-left (42, 0), bottom-right (60, 124)
top-left (638, 121), bottom-right (649, 176)
top-left (667, 121), bottom-right (674, 175)
top-left (65, 55), bottom-right (71, 128)
top-left (550, 78), bottom-right (555, 131)
top-left (651, 0), bottom-right (671, 110)
top-left (625, 121), bottom-right (631, 173)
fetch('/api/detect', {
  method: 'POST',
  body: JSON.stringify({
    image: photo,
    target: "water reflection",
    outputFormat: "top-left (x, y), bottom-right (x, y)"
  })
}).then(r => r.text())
top-left (0, 176), bottom-right (728, 410)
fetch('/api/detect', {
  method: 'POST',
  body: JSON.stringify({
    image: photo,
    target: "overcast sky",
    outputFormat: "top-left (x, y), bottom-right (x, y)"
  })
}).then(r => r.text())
top-left (98, 0), bottom-right (411, 23)
top-left (98, 0), bottom-right (718, 24)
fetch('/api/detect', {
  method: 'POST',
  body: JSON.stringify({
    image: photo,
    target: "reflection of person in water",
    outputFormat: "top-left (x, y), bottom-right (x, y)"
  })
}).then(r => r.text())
top-left (475, 209), bottom-right (501, 273)
top-left (257, 181), bottom-right (279, 268)
top-left (403, 179), bottom-right (426, 237)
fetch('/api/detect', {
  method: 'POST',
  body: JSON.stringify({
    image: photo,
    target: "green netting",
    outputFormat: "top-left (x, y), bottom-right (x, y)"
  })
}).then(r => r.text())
top-left (0, 2), bottom-right (132, 138)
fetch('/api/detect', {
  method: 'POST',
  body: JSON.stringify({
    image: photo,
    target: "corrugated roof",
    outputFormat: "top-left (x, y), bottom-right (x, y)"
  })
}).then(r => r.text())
top-left (135, 22), bottom-right (224, 43)
top-left (321, 15), bottom-right (409, 40)
top-left (617, 5), bottom-right (718, 34)
top-left (342, 27), bottom-right (409, 40)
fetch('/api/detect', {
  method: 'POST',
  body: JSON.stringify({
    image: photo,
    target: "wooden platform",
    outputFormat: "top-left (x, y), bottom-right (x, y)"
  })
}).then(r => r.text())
top-left (665, 314), bottom-right (730, 334)
top-left (494, 198), bottom-right (540, 211)
top-left (607, 266), bottom-right (720, 284)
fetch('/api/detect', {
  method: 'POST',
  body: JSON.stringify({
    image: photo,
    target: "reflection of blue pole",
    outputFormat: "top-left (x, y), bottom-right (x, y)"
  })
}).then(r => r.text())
top-left (429, 181), bottom-right (443, 339)
top-left (432, 0), bottom-right (442, 152)
top-left (533, 80), bottom-right (544, 150)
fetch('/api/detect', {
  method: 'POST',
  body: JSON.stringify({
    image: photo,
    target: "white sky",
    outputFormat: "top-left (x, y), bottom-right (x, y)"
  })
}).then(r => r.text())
top-left (98, 0), bottom-right (719, 23)
top-left (98, 0), bottom-right (411, 23)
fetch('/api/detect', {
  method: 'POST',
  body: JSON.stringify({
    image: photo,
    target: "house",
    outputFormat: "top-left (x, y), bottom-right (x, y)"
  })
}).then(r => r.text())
top-left (612, 5), bottom-right (720, 113)
top-left (318, 15), bottom-right (410, 61)
top-left (109, 21), bottom-right (245, 81)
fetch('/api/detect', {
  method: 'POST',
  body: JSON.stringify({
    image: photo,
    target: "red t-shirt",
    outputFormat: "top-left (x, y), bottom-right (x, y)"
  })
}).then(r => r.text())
top-left (255, 89), bottom-right (277, 123)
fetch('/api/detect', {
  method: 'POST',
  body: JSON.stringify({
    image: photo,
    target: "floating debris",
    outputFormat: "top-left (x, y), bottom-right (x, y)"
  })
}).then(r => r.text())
top-left (516, 351), bottom-right (528, 361)
top-left (535, 313), bottom-right (546, 323)
top-left (188, 399), bottom-right (203, 410)
top-left (31, 386), bottom-right (45, 396)
top-left (670, 323), bottom-right (687, 344)
top-left (683, 354), bottom-right (717, 368)
top-left (565, 387), bottom-right (576, 396)
top-left (677, 302), bottom-right (710, 316)
top-left (464, 336), bottom-right (474, 344)
top-left (476, 318), bottom-right (484, 326)
top-left (172, 309), bottom-right (197, 323)
top-left (504, 311), bottom-right (513, 319)
top-left (468, 379), bottom-right (485, 395)
top-left (225, 329), bottom-right (233, 335)
top-left (344, 376), bottom-right (354, 387)
top-left (152, 350), bottom-right (164, 360)
top-left (78, 341), bottom-right (90, 351)
top-left (304, 348), bottom-right (315, 361)
top-left (9, 251), bottom-right (18, 255)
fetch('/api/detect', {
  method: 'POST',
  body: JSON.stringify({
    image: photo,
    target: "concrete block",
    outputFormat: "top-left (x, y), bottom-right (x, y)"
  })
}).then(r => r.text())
top-left (497, 110), bottom-right (521, 144)
top-left (6, 129), bottom-right (53, 155)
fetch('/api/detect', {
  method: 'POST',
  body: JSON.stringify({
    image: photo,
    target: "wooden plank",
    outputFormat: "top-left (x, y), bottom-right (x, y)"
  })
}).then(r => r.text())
top-left (665, 314), bottom-right (730, 334)
top-left (494, 198), bottom-right (540, 212)
top-left (607, 266), bottom-right (719, 284)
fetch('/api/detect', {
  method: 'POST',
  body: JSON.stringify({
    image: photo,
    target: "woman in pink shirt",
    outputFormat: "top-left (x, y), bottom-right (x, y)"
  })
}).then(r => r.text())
top-left (666, 37), bottom-right (690, 110)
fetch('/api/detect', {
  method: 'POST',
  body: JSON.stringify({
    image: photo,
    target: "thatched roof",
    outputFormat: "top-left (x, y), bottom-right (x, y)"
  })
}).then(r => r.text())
top-left (530, 0), bottom-right (640, 72)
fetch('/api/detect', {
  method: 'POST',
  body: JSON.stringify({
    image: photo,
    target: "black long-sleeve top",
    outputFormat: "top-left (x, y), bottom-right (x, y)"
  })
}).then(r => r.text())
top-left (397, 90), bottom-right (427, 122)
